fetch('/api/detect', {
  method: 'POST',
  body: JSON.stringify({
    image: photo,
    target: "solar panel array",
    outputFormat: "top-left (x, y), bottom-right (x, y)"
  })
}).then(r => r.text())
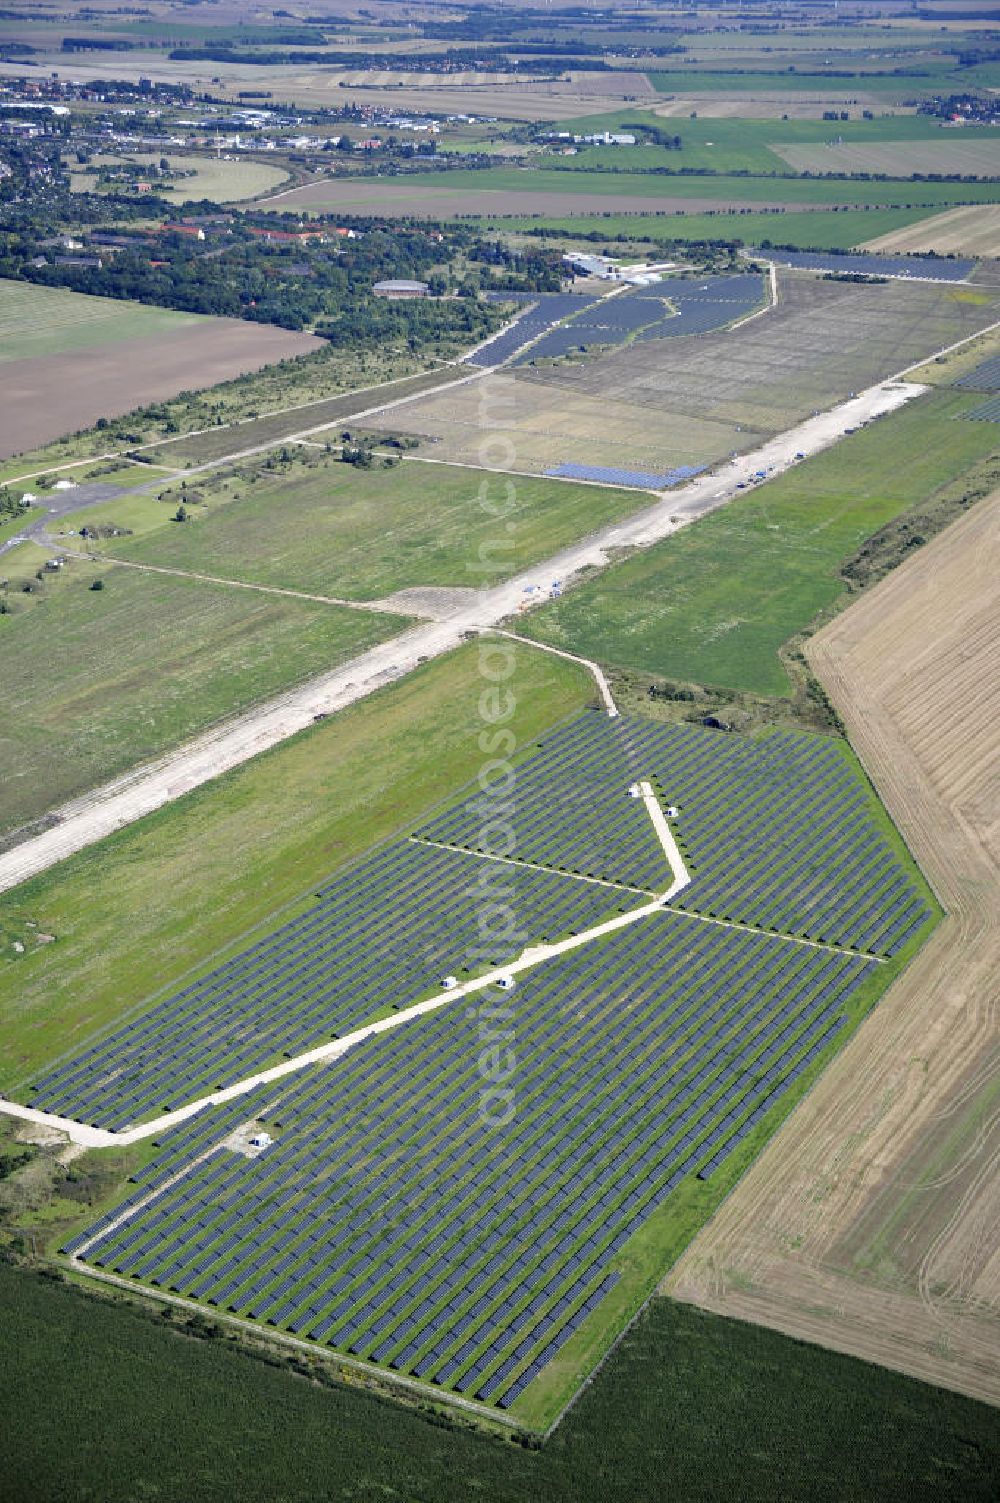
top-left (418, 711), bottom-right (930, 957)
top-left (955, 355), bottom-right (1000, 392)
top-left (27, 842), bottom-right (634, 1131)
top-left (467, 292), bottom-right (602, 369)
top-left (767, 249), bottom-right (975, 282)
top-left (961, 394), bottom-right (1000, 422)
top-left (545, 462), bottom-right (706, 490)
top-left (511, 274), bottom-right (764, 365)
top-left (618, 715), bottom-right (931, 956)
top-left (69, 908), bottom-right (874, 1409)
top-left (52, 708), bottom-right (932, 1411)
top-left (413, 714), bottom-right (675, 893)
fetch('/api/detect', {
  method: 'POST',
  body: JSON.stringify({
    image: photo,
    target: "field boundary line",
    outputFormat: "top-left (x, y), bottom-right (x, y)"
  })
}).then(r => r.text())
top-left (407, 834), bottom-right (656, 898)
top-left (62, 549), bottom-right (419, 618)
top-left (667, 903), bottom-right (888, 963)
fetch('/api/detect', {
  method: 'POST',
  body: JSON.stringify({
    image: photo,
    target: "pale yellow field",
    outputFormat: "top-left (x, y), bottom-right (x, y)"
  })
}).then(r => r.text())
top-left (863, 203), bottom-right (1000, 258)
top-left (775, 137), bottom-right (1000, 178)
top-left (71, 153), bottom-right (288, 204)
top-left (667, 488), bottom-right (1000, 1409)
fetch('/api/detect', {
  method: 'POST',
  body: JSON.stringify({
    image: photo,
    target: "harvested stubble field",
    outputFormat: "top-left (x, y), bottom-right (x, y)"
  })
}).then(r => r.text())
top-left (864, 204), bottom-right (1000, 258)
top-left (0, 281), bottom-right (321, 458)
top-left (667, 487), bottom-right (1000, 1408)
top-left (773, 138), bottom-right (1000, 178)
top-left (368, 274), bottom-right (1000, 477)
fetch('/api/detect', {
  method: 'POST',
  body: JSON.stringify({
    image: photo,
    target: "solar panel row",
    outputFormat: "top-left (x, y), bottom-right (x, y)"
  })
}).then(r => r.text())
top-left (768, 249), bottom-right (974, 281)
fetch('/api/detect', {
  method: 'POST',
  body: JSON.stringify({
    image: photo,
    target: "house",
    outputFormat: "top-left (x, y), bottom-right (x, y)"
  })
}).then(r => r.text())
top-left (246, 225), bottom-right (328, 244)
top-left (162, 221), bottom-right (205, 240)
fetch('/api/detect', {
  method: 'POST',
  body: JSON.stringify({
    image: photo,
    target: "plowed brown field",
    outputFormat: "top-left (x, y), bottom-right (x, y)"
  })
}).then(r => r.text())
top-left (666, 487), bottom-right (1000, 1407)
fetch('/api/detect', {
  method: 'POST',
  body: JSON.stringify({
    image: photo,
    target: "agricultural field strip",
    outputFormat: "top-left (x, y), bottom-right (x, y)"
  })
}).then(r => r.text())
top-left (64, 913), bottom-right (876, 1410)
top-left (666, 488), bottom-right (1000, 1409)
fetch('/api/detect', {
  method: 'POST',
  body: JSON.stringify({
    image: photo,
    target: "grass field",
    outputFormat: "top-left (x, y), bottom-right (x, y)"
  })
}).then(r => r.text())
top-left (86, 457), bottom-right (651, 601)
top-left (0, 564), bottom-right (402, 840)
top-left (3, 1263), bottom-right (998, 1503)
top-left (0, 278), bottom-right (204, 364)
top-left (70, 152), bottom-right (289, 203)
top-left (521, 388), bottom-right (1000, 695)
top-left (0, 645), bottom-right (593, 1091)
top-left (544, 110), bottom-right (1000, 178)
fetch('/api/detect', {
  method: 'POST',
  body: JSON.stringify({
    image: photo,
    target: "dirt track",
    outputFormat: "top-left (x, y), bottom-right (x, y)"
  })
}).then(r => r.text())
top-left (666, 488), bottom-right (1000, 1408)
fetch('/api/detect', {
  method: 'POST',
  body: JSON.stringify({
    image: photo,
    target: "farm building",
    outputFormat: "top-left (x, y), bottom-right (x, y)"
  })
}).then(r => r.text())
top-left (373, 279), bottom-right (429, 299)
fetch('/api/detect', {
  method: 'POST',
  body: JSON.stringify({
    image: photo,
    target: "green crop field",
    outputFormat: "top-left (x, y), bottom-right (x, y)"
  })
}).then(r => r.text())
top-left (0, 564), bottom-right (402, 840)
top-left (522, 389), bottom-right (1000, 696)
top-left (495, 207), bottom-right (947, 252)
top-left (94, 457), bottom-right (650, 601)
top-left (0, 279), bottom-right (206, 364)
top-left (543, 111), bottom-right (1000, 178)
top-left (0, 645), bottom-right (594, 1091)
top-left (3, 1263), bottom-right (997, 1503)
